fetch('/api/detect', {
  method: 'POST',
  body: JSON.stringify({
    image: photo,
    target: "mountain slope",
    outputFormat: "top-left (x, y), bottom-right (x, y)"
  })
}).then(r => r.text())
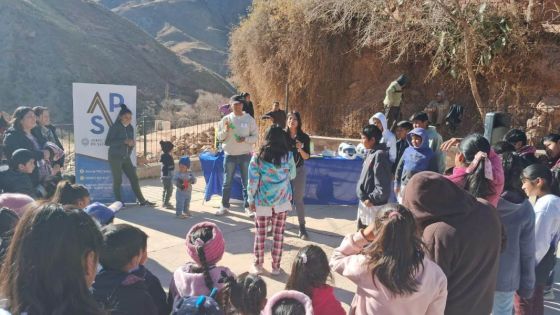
top-left (97, 0), bottom-right (251, 77)
top-left (0, 0), bottom-right (235, 122)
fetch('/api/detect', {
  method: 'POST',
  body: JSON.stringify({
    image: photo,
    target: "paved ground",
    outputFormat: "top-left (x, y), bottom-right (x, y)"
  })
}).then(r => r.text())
top-left (115, 174), bottom-right (560, 314)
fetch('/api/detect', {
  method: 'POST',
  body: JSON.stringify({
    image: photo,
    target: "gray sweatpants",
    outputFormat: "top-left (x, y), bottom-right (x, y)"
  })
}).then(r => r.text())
top-left (291, 166), bottom-right (307, 227)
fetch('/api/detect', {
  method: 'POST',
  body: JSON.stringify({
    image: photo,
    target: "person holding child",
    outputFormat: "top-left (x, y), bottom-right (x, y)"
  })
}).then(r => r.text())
top-left (286, 245), bottom-right (345, 315)
top-left (331, 203), bottom-right (448, 315)
top-left (174, 156), bottom-right (196, 219)
top-left (356, 124), bottom-right (392, 230)
top-left (168, 222), bottom-right (235, 304)
top-left (247, 126), bottom-right (296, 275)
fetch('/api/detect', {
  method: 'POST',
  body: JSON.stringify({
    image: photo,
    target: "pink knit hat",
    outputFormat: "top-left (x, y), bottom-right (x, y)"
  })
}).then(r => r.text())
top-left (185, 222), bottom-right (225, 266)
top-left (263, 290), bottom-right (314, 315)
top-left (0, 193), bottom-right (35, 217)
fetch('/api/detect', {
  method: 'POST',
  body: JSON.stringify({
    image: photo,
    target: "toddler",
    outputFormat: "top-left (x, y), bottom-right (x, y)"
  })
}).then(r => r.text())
top-left (174, 156), bottom-right (196, 218)
top-left (160, 140), bottom-right (175, 209)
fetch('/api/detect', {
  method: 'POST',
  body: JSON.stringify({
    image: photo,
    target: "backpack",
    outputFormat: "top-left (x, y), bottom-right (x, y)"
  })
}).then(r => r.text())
top-left (445, 104), bottom-right (464, 131)
top-left (172, 288), bottom-right (223, 315)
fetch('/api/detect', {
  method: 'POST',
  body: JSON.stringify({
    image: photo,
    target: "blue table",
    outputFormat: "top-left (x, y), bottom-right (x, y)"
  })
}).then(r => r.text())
top-left (200, 152), bottom-right (363, 205)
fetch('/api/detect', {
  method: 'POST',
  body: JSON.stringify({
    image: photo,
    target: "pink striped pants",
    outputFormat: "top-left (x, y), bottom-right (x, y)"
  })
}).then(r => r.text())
top-left (253, 210), bottom-right (287, 270)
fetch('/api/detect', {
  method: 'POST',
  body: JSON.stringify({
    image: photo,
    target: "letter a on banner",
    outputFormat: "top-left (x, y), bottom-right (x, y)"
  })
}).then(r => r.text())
top-left (72, 83), bottom-right (137, 204)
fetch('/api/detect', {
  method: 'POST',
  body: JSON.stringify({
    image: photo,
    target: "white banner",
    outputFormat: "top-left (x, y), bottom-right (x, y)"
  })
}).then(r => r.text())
top-left (72, 83), bottom-right (137, 203)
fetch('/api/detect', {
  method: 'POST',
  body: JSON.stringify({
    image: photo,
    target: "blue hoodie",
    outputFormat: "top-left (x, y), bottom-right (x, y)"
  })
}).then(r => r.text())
top-left (396, 128), bottom-right (437, 186)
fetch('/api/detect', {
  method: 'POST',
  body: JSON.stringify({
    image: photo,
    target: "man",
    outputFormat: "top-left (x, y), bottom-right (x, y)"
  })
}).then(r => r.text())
top-left (383, 74), bottom-right (408, 131)
top-left (261, 101), bottom-right (287, 128)
top-left (504, 128), bottom-right (540, 167)
top-left (411, 112), bottom-right (445, 174)
top-left (216, 95), bottom-right (258, 216)
top-left (403, 172), bottom-right (502, 315)
top-left (241, 92), bottom-right (255, 118)
top-left (424, 91), bottom-right (450, 127)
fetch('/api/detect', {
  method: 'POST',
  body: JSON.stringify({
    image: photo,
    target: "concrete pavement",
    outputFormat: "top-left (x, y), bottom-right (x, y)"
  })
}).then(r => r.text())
top-left (114, 174), bottom-right (560, 314)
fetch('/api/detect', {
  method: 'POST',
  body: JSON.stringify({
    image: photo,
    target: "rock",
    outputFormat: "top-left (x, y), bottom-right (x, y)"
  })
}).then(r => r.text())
top-left (526, 96), bottom-right (560, 145)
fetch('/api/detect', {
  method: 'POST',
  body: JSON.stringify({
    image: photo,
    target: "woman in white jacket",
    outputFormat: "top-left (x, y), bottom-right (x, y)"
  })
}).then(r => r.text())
top-left (519, 163), bottom-right (560, 313)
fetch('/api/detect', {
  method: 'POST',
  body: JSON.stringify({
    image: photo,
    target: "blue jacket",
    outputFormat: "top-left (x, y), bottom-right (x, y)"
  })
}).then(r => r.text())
top-left (396, 128), bottom-right (437, 186)
top-left (495, 192), bottom-right (535, 297)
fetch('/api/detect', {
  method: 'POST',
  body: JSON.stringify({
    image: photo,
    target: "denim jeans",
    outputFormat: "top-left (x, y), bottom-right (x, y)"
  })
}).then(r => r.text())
top-left (492, 291), bottom-right (514, 315)
top-left (222, 153), bottom-right (250, 208)
top-left (176, 189), bottom-right (192, 216)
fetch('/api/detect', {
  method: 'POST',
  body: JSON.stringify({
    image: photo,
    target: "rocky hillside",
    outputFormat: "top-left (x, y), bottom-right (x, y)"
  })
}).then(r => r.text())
top-left (0, 0), bottom-right (235, 122)
top-left (96, 0), bottom-right (252, 77)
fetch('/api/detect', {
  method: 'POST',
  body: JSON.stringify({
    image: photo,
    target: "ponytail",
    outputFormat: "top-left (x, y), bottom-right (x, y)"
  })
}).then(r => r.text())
top-left (51, 180), bottom-right (89, 206)
top-left (118, 104), bottom-right (132, 118)
top-left (459, 134), bottom-right (493, 199)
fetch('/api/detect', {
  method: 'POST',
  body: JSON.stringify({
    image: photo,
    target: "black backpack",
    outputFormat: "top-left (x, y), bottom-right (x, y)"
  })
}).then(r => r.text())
top-left (445, 104), bottom-right (464, 131)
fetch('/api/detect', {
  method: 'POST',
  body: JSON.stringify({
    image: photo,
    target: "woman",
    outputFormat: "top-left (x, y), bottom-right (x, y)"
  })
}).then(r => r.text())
top-left (0, 203), bottom-right (104, 315)
top-left (105, 104), bottom-right (153, 206)
top-left (516, 164), bottom-right (560, 314)
top-left (330, 204), bottom-right (447, 315)
top-left (446, 133), bottom-right (504, 207)
top-left (285, 112), bottom-right (311, 239)
top-left (32, 106), bottom-right (65, 172)
top-left (3, 106), bottom-right (49, 186)
top-left (248, 126), bottom-right (296, 275)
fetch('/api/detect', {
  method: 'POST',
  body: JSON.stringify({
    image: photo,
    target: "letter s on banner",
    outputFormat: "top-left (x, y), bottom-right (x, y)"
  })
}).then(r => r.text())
top-left (90, 115), bottom-right (104, 134)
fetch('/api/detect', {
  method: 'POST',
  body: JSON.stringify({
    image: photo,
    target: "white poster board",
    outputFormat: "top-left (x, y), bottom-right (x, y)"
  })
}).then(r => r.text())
top-left (72, 83), bottom-right (137, 203)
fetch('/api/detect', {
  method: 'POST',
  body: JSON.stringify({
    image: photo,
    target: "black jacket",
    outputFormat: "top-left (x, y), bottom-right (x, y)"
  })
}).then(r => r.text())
top-left (32, 124), bottom-right (65, 167)
top-left (160, 153), bottom-right (174, 177)
top-left (0, 169), bottom-right (36, 198)
top-left (92, 269), bottom-right (158, 315)
top-left (392, 138), bottom-right (409, 174)
top-left (105, 121), bottom-right (135, 160)
top-left (243, 101), bottom-right (255, 118)
top-left (356, 143), bottom-right (392, 205)
top-left (131, 266), bottom-right (171, 315)
top-left (3, 127), bottom-right (45, 161)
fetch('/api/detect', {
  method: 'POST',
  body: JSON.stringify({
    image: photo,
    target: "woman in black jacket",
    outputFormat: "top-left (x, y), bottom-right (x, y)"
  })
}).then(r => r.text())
top-left (32, 106), bottom-right (65, 170)
top-left (3, 106), bottom-right (48, 186)
top-left (105, 105), bottom-right (154, 206)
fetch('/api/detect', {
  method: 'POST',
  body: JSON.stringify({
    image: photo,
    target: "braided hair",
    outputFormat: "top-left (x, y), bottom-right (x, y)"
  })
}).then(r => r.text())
top-left (221, 272), bottom-right (267, 315)
top-left (189, 227), bottom-right (215, 291)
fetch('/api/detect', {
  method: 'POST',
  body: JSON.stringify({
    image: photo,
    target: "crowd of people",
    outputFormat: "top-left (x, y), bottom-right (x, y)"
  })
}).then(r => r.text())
top-left (1, 83), bottom-right (560, 315)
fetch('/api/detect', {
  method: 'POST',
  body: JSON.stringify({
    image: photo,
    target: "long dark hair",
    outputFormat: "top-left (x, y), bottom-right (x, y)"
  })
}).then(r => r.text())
top-left (10, 106), bottom-right (34, 131)
top-left (258, 126), bottom-right (290, 166)
top-left (51, 180), bottom-right (90, 206)
top-left (522, 164), bottom-right (553, 192)
top-left (286, 245), bottom-right (332, 297)
top-left (499, 150), bottom-right (526, 196)
top-left (222, 272), bottom-right (267, 315)
top-left (272, 299), bottom-right (306, 315)
top-left (189, 227), bottom-right (215, 291)
top-left (0, 203), bottom-right (104, 315)
top-left (286, 111), bottom-right (304, 135)
top-left (459, 133), bottom-right (493, 199)
top-left (363, 204), bottom-right (424, 296)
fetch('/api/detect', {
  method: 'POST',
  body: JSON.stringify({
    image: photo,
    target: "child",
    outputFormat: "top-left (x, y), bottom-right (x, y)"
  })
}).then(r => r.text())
top-left (168, 222), bottom-right (235, 303)
top-left (446, 133), bottom-right (504, 207)
top-left (174, 156), bottom-right (196, 219)
top-left (262, 290), bottom-right (313, 315)
top-left (411, 112), bottom-right (445, 173)
top-left (51, 180), bottom-right (90, 208)
top-left (159, 140), bottom-right (175, 209)
top-left (285, 245), bottom-right (344, 315)
top-left (394, 128), bottom-right (437, 200)
top-left (0, 148), bottom-right (36, 198)
top-left (516, 164), bottom-right (560, 314)
top-left (247, 126), bottom-right (296, 275)
top-left (330, 204), bottom-right (448, 315)
top-left (132, 244), bottom-right (172, 315)
top-left (93, 224), bottom-right (159, 315)
top-left (369, 112), bottom-right (397, 163)
top-left (356, 125), bottom-right (392, 230)
top-left (393, 120), bottom-right (413, 173)
top-left (0, 203), bottom-right (104, 315)
top-left (221, 272), bottom-right (267, 315)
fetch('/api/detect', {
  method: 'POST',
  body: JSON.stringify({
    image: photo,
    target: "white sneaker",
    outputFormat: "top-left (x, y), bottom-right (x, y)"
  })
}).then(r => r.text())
top-left (270, 268), bottom-right (282, 276)
top-left (215, 206), bottom-right (229, 216)
top-left (544, 289), bottom-right (555, 301)
top-left (249, 264), bottom-right (265, 275)
top-left (245, 208), bottom-right (255, 218)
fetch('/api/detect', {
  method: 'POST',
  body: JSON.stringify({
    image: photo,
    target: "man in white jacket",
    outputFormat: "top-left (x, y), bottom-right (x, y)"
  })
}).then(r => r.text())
top-left (216, 95), bottom-right (258, 216)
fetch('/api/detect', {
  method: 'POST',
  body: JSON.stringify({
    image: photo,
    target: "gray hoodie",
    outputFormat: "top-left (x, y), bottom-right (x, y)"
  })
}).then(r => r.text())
top-left (495, 192), bottom-right (535, 297)
top-left (356, 143), bottom-right (391, 205)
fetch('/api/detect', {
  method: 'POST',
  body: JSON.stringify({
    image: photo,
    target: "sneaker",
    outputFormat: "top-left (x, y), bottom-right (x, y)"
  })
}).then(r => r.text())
top-left (245, 208), bottom-right (255, 218)
top-left (138, 200), bottom-right (155, 206)
top-left (184, 212), bottom-right (193, 217)
top-left (249, 264), bottom-right (265, 275)
top-left (270, 268), bottom-right (282, 276)
top-left (215, 206), bottom-right (229, 216)
top-left (175, 214), bottom-right (188, 219)
top-left (164, 204), bottom-right (175, 210)
top-left (544, 289), bottom-right (555, 301)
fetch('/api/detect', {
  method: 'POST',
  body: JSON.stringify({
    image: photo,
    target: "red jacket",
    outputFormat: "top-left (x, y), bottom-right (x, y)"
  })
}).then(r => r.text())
top-left (311, 285), bottom-right (345, 315)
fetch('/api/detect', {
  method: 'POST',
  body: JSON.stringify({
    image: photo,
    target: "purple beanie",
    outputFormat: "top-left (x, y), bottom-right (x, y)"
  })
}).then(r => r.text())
top-left (185, 222), bottom-right (225, 266)
top-left (0, 193), bottom-right (35, 217)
